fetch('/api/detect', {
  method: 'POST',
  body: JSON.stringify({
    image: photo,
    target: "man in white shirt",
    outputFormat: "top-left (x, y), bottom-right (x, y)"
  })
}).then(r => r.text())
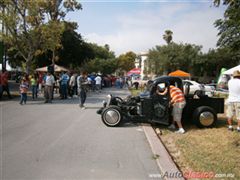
top-left (69, 73), bottom-right (76, 98)
top-left (95, 75), bottom-right (102, 93)
top-left (227, 70), bottom-right (240, 132)
top-left (44, 72), bottom-right (55, 103)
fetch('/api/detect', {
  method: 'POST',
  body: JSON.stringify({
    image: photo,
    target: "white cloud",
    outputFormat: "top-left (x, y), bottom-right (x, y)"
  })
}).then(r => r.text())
top-left (82, 3), bottom-right (224, 56)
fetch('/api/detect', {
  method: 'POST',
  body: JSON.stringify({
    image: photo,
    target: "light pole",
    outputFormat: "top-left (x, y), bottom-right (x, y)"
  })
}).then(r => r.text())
top-left (0, 6), bottom-right (3, 68)
top-left (0, 5), bottom-right (6, 70)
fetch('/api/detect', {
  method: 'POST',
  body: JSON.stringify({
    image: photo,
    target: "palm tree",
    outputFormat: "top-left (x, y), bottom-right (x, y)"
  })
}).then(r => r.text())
top-left (213, 0), bottom-right (235, 6)
top-left (163, 30), bottom-right (173, 45)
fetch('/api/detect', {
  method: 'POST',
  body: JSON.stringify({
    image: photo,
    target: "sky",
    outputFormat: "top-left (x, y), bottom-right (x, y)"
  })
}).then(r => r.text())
top-left (65, 0), bottom-right (226, 56)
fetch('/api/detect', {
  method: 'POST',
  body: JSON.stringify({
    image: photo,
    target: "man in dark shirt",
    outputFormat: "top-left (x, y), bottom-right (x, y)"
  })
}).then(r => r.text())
top-left (77, 71), bottom-right (88, 109)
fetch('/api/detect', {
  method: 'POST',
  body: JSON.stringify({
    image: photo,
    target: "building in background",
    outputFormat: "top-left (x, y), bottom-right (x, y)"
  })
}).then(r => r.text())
top-left (135, 52), bottom-right (148, 80)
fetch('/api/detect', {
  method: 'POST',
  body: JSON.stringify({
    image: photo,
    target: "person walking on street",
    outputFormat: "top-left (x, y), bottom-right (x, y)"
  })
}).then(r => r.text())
top-left (30, 74), bottom-right (38, 100)
top-left (37, 72), bottom-right (43, 94)
top-left (19, 77), bottom-right (29, 105)
top-left (43, 72), bottom-right (55, 103)
top-left (0, 67), bottom-right (12, 99)
top-left (77, 71), bottom-right (88, 109)
top-left (157, 84), bottom-right (186, 134)
top-left (95, 75), bottom-right (102, 93)
top-left (226, 70), bottom-right (240, 132)
top-left (60, 71), bottom-right (69, 99)
top-left (68, 73), bottom-right (76, 98)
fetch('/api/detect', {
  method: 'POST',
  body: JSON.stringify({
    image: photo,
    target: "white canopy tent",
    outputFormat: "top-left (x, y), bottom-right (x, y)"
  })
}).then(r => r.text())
top-left (35, 64), bottom-right (69, 72)
top-left (0, 62), bottom-right (16, 71)
top-left (223, 64), bottom-right (240, 75)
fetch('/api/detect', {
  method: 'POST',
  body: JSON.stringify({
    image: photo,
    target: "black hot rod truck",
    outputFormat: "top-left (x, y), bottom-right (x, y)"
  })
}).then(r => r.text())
top-left (97, 76), bottom-right (224, 128)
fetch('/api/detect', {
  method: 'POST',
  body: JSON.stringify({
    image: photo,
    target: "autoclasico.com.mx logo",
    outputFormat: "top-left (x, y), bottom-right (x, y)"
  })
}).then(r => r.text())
top-left (149, 171), bottom-right (235, 179)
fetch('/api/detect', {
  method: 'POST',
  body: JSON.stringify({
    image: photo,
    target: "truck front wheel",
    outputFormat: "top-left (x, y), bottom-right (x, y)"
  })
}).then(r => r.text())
top-left (101, 106), bottom-right (122, 127)
top-left (193, 106), bottom-right (217, 128)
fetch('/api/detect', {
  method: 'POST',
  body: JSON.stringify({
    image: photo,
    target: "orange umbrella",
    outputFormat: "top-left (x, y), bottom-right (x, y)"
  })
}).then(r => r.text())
top-left (168, 70), bottom-right (190, 77)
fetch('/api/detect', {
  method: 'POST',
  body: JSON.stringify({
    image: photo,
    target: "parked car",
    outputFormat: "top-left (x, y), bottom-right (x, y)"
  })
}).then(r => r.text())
top-left (97, 76), bottom-right (224, 128)
top-left (183, 80), bottom-right (215, 97)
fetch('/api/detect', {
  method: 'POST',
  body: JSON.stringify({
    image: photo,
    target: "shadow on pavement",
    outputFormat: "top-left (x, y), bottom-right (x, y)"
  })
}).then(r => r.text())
top-left (1, 87), bottom-right (130, 107)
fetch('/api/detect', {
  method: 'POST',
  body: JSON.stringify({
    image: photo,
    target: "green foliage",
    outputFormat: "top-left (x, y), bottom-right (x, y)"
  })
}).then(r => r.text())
top-left (147, 41), bottom-right (239, 79)
top-left (163, 30), bottom-right (173, 45)
top-left (57, 27), bottom-right (94, 67)
top-left (83, 58), bottom-right (118, 75)
top-left (200, 48), bottom-right (239, 76)
top-left (213, 0), bottom-right (236, 7)
top-left (88, 43), bottom-right (115, 60)
top-left (0, 0), bottom-right (81, 72)
top-left (117, 51), bottom-right (136, 72)
top-left (214, 0), bottom-right (240, 52)
top-left (147, 43), bottom-right (202, 76)
top-left (81, 43), bottom-right (117, 74)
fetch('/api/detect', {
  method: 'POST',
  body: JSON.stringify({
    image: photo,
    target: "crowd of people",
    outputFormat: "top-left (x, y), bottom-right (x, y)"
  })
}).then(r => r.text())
top-left (18, 71), bottom-right (105, 107)
top-left (0, 69), bottom-right (133, 109)
top-left (1, 67), bottom-right (240, 133)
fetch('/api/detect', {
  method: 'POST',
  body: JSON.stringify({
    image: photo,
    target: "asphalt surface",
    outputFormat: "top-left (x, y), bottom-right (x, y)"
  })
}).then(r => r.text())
top-left (1, 87), bottom-right (162, 180)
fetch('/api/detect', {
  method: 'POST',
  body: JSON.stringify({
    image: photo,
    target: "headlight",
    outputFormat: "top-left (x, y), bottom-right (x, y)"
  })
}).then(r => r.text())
top-left (102, 100), bottom-right (107, 107)
top-left (105, 94), bottom-right (112, 106)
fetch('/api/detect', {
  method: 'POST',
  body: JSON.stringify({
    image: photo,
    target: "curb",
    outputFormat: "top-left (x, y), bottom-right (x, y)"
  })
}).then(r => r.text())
top-left (142, 124), bottom-right (185, 180)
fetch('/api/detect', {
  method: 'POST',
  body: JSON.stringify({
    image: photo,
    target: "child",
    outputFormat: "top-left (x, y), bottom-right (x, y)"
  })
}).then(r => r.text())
top-left (19, 77), bottom-right (29, 105)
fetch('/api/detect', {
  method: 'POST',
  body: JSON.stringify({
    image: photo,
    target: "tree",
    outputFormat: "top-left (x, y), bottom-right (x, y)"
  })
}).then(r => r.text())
top-left (0, 0), bottom-right (44, 72)
top-left (200, 47), bottom-right (239, 77)
top-left (213, 0), bottom-right (235, 7)
top-left (117, 51), bottom-right (136, 72)
top-left (0, 0), bottom-right (81, 72)
top-left (147, 43), bottom-right (202, 76)
top-left (214, 0), bottom-right (240, 52)
top-left (163, 30), bottom-right (173, 45)
top-left (104, 44), bottom-right (110, 51)
top-left (42, 0), bottom-right (82, 64)
top-left (83, 58), bottom-right (118, 75)
top-left (58, 25), bottom-right (94, 68)
top-left (83, 43), bottom-right (118, 74)
top-left (88, 43), bottom-right (115, 60)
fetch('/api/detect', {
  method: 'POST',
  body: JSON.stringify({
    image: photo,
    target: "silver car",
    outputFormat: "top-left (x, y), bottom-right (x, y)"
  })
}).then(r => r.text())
top-left (183, 80), bottom-right (215, 97)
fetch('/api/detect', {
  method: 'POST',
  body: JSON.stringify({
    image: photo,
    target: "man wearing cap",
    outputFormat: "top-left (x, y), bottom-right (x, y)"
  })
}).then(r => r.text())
top-left (227, 70), bottom-right (240, 132)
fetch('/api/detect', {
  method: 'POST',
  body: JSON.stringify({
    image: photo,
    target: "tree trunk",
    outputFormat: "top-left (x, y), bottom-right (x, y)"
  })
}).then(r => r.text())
top-left (25, 59), bottom-right (31, 74)
top-left (52, 50), bottom-right (55, 65)
top-left (25, 53), bottom-right (33, 74)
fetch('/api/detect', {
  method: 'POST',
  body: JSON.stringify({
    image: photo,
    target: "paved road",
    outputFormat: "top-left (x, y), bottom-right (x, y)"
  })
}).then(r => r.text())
top-left (1, 88), bottom-right (161, 180)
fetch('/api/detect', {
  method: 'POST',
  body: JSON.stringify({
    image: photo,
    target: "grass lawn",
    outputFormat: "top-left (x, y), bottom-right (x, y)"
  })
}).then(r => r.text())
top-left (155, 116), bottom-right (240, 180)
top-left (129, 88), bottom-right (144, 96)
top-left (129, 89), bottom-right (239, 179)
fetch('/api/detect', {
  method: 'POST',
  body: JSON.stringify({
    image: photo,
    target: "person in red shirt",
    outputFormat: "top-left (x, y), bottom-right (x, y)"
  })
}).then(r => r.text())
top-left (0, 72), bottom-right (2, 96)
top-left (0, 68), bottom-right (12, 99)
top-left (157, 84), bottom-right (186, 134)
